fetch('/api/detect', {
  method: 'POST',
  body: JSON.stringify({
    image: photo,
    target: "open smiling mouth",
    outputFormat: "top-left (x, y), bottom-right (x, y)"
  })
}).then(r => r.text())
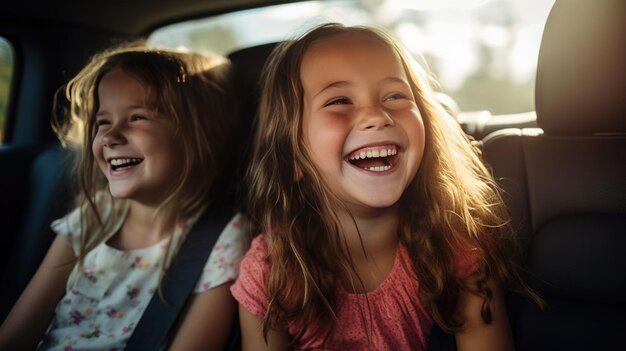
top-left (346, 144), bottom-right (399, 172)
top-left (109, 158), bottom-right (144, 172)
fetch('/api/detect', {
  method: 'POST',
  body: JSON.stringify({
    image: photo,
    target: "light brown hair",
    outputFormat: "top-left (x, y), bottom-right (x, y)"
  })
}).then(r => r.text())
top-left (54, 42), bottom-right (240, 287)
top-left (247, 23), bottom-right (540, 340)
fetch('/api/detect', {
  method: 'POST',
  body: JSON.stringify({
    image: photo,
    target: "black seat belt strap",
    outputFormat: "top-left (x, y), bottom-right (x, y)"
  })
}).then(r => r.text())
top-left (125, 209), bottom-right (233, 350)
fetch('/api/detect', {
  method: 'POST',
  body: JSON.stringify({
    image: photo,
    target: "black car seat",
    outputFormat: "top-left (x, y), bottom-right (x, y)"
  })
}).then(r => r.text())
top-left (0, 144), bottom-right (73, 322)
top-left (227, 42), bottom-right (277, 206)
top-left (481, 0), bottom-right (626, 350)
top-left (0, 73), bottom-right (82, 322)
top-left (228, 43), bottom-right (276, 141)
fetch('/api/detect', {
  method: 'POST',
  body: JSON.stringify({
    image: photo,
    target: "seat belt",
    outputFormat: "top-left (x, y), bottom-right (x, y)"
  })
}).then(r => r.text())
top-left (125, 208), bottom-right (233, 350)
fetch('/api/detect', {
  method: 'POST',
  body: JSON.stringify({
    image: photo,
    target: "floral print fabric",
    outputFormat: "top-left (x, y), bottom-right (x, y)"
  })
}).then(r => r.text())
top-left (38, 202), bottom-right (244, 351)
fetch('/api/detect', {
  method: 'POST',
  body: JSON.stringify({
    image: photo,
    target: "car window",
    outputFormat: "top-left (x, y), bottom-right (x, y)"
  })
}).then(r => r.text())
top-left (0, 37), bottom-right (14, 144)
top-left (149, 0), bottom-right (554, 116)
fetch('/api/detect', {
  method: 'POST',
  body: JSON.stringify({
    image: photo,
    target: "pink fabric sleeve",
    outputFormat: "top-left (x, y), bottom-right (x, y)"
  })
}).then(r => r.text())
top-left (230, 234), bottom-right (270, 318)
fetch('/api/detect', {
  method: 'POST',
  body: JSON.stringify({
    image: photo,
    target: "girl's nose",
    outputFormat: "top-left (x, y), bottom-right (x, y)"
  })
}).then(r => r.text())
top-left (101, 124), bottom-right (126, 147)
top-left (357, 106), bottom-right (394, 131)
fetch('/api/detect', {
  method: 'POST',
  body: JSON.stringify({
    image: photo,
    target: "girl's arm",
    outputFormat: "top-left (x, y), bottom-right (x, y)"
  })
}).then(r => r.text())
top-left (454, 276), bottom-right (515, 351)
top-left (239, 304), bottom-right (290, 351)
top-left (0, 235), bottom-right (76, 349)
top-left (167, 283), bottom-right (237, 351)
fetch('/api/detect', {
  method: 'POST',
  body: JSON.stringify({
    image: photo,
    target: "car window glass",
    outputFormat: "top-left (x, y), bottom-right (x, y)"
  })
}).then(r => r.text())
top-left (149, 0), bottom-right (554, 115)
top-left (0, 37), bottom-right (14, 144)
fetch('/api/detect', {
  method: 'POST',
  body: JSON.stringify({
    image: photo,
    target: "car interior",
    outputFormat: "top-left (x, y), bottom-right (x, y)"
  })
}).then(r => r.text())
top-left (0, 0), bottom-right (624, 349)
top-left (481, 0), bottom-right (626, 349)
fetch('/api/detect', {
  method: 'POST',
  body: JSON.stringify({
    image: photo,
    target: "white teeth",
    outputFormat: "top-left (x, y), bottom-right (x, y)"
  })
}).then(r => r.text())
top-left (109, 158), bottom-right (142, 166)
top-left (349, 145), bottom-right (397, 160)
top-left (365, 165), bottom-right (392, 172)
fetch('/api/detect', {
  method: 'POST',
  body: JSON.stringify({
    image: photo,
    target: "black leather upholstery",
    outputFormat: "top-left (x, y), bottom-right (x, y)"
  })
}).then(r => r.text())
top-left (481, 1), bottom-right (626, 349)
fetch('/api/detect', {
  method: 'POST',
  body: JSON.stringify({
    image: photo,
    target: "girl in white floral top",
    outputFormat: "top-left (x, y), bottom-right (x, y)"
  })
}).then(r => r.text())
top-left (0, 44), bottom-right (246, 350)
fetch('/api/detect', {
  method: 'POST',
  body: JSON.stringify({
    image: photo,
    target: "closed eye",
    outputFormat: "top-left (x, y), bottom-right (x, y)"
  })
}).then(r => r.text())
top-left (384, 93), bottom-right (408, 102)
top-left (324, 97), bottom-right (351, 107)
top-left (130, 114), bottom-right (147, 121)
top-left (95, 118), bottom-right (110, 127)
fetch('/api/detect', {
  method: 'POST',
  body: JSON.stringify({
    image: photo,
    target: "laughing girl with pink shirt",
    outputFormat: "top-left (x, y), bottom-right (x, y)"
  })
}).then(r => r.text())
top-left (232, 23), bottom-right (541, 351)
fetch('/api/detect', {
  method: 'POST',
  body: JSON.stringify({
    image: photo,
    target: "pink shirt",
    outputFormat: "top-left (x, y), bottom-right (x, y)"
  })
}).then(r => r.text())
top-left (231, 235), bottom-right (477, 350)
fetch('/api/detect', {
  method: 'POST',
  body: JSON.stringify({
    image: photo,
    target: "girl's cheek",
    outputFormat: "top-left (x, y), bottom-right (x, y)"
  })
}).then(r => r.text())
top-left (91, 135), bottom-right (103, 159)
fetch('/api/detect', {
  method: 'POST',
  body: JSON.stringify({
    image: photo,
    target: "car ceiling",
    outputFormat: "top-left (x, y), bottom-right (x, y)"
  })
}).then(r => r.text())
top-left (0, 0), bottom-right (293, 36)
top-left (0, 0), bottom-right (295, 146)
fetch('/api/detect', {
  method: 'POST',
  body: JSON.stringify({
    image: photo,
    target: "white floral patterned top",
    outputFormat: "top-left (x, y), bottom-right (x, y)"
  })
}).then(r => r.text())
top-left (37, 201), bottom-right (245, 351)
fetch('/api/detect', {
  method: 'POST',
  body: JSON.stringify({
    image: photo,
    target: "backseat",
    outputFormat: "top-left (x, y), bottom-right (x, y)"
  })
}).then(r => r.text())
top-left (481, 0), bottom-right (626, 349)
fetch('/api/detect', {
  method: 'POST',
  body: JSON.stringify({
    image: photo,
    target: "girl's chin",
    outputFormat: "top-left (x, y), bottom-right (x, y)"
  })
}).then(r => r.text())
top-left (345, 197), bottom-right (402, 215)
top-left (109, 194), bottom-right (132, 200)
top-left (107, 186), bottom-right (135, 200)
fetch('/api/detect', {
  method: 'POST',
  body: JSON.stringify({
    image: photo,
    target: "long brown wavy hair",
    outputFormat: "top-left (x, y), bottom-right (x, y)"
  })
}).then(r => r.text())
top-left (53, 42), bottom-right (240, 289)
top-left (246, 23), bottom-right (541, 341)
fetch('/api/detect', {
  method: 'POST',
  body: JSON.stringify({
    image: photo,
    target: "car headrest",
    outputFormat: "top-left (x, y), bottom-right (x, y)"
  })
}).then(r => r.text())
top-left (228, 42), bottom-right (278, 126)
top-left (535, 0), bottom-right (626, 136)
top-left (226, 43), bottom-right (278, 207)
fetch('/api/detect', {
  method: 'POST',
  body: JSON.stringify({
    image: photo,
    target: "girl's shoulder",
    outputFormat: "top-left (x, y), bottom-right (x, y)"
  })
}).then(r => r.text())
top-left (238, 233), bottom-right (269, 271)
top-left (248, 233), bottom-right (268, 254)
top-left (229, 233), bottom-right (271, 317)
top-left (233, 233), bottom-right (270, 282)
top-left (193, 212), bottom-right (249, 292)
top-left (50, 192), bottom-right (128, 254)
top-left (213, 212), bottom-right (247, 245)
